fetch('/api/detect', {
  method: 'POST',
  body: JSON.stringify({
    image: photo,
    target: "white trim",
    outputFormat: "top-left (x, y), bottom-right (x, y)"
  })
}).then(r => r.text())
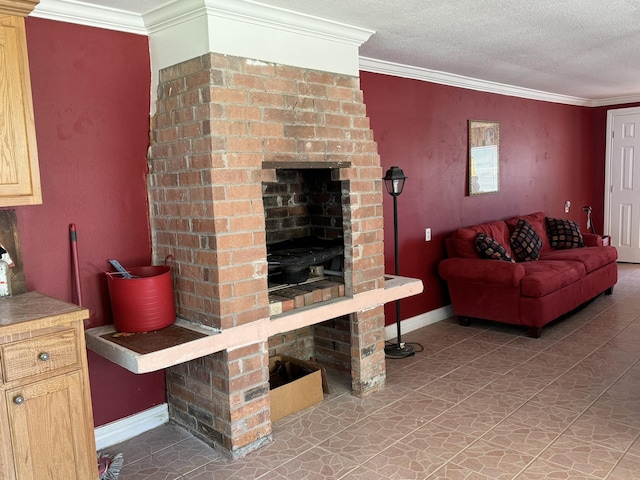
top-left (145, 0), bottom-right (373, 45)
top-left (359, 56), bottom-right (592, 107)
top-left (604, 109), bottom-right (615, 238)
top-left (31, 0), bottom-right (147, 35)
top-left (359, 56), bottom-right (640, 108)
top-left (94, 404), bottom-right (169, 450)
top-left (385, 305), bottom-right (453, 341)
top-left (143, 0), bottom-right (206, 32)
top-left (591, 94), bottom-right (640, 108)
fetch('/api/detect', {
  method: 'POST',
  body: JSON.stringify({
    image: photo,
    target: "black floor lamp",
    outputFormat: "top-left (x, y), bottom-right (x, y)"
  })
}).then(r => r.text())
top-left (383, 166), bottom-right (415, 358)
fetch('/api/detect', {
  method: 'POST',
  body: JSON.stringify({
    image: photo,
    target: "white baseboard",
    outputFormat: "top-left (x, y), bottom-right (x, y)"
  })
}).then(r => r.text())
top-left (385, 305), bottom-right (454, 341)
top-left (94, 404), bottom-right (169, 451)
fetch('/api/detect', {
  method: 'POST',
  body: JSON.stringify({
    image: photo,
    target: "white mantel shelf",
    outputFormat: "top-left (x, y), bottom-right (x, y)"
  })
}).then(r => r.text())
top-left (85, 275), bottom-right (423, 374)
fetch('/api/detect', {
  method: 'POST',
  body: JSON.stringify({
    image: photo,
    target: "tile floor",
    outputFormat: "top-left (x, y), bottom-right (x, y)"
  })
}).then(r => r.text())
top-left (110, 263), bottom-right (640, 479)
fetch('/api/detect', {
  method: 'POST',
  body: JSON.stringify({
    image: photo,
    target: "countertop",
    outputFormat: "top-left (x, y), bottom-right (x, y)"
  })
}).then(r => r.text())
top-left (0, 291), bottom-right (88, 328)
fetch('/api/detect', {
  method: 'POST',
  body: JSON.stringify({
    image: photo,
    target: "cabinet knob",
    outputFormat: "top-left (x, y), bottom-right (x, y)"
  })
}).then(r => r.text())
top-left (13, 395), bottom-right (24, 405)
top-left (38, 352), bottom-right (50, 361)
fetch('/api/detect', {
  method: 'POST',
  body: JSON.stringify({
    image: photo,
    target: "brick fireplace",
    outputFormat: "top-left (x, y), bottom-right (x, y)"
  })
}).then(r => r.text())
top-left (148, 51), bottom-right (387, 457)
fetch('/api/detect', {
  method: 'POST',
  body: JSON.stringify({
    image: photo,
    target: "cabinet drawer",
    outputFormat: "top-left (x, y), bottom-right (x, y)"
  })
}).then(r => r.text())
top-left (1, 329), bottom-right (78, 382)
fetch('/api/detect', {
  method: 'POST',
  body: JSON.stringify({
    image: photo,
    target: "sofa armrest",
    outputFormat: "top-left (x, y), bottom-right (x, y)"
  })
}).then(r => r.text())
top-left (582, 233), bottom-right (602, 247)
top-left (438, 257), bottom-right (525, 288)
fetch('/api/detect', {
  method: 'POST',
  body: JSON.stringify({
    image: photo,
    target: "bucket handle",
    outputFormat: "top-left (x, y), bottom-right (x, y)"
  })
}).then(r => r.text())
top-left (104, 255), bottom-right (173, 276)
top-left (105, 270), bottom-right (130, 278)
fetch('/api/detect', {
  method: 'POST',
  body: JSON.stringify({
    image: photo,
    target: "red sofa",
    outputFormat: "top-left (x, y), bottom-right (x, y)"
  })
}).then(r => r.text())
top-left (438, 212), bottom-right (618, 337)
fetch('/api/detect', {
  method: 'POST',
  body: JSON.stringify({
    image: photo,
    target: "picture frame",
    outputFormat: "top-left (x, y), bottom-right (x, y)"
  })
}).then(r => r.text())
top-left (469, 120), bottom-right (500, 195)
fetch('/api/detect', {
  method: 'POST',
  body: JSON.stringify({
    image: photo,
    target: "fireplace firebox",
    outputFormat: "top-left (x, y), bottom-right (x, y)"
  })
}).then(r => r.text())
top-left (264, 167), bottom-right (345, 286)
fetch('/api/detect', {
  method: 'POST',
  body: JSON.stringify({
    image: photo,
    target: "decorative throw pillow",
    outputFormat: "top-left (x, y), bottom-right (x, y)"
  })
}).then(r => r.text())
top-left (475, 233), bottom-right (515, 262)
top-left (510, 219), bottom-right (542, 261)
top-left (546, 217), bottom-right (584, 249)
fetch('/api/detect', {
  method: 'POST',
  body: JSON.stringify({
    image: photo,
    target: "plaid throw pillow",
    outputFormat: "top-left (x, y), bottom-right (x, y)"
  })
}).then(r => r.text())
top-left (546, 217), bottom-right (584, 249)
top-left (475, 233), bottom-right (515, 262)
top-left (510, 219), bottom-right (542, 261)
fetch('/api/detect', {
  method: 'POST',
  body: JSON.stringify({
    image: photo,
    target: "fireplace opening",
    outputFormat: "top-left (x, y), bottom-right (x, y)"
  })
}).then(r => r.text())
top-left (263, 168), bottom-right (346, 314)
top-left (263, 168), bottom-right (343, 243)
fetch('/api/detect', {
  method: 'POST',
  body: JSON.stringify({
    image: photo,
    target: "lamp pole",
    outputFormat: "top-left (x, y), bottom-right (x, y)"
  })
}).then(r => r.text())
top-left (383, 166), bottom-right (415, 358)
top-left (392, 193), bottom-right (402, 341)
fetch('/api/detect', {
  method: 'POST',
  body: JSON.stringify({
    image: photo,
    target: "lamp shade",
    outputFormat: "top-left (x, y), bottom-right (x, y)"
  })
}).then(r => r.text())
top-left (383, 166), bottom-right (407, 196)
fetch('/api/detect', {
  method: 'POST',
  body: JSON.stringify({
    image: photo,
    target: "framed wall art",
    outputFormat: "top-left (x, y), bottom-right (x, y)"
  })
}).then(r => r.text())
top-left (469, 120), bottom-right (500, 195)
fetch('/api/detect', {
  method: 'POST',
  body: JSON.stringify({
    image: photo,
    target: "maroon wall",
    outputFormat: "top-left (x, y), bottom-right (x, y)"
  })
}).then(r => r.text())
top-left (360, 72), bottom-right (597, 324)
top-left (18, 18), bottom-right (165, 426)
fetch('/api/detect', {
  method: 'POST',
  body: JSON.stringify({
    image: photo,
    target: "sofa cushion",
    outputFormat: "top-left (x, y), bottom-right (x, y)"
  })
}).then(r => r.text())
top-left (453, 220), bottom-right (513, 259)
top-left (540, 246), bottom-right (618, 273)
top-left (475, 233), bottom-right (515, 262)
top-left (510, 219), bottom-right (543, 262)
top-left (546, 217), bottom-right (584, 249)
top-left (506, 211), bottom-right (552, 254)
top-left (520, 260), bottom-right (586, 297)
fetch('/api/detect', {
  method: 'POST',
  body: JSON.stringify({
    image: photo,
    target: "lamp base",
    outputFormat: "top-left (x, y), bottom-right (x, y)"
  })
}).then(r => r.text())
top-left (384, 342), bottom-right (415, 358)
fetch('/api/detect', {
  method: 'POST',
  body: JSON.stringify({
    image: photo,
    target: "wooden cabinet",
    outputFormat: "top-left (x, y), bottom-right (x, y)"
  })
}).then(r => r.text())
top-left (0, 13), bottom-right (42, 206)
top-left (0, 292), bottom-right (97, 480)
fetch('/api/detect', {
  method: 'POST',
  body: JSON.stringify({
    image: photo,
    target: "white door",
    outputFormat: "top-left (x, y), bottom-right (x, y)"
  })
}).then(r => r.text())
top-left (605, 107), bottom-right (640, 263)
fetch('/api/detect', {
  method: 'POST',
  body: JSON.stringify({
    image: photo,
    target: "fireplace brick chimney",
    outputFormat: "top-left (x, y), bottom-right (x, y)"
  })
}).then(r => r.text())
top-left (148, 51), bottom-right (386, 457)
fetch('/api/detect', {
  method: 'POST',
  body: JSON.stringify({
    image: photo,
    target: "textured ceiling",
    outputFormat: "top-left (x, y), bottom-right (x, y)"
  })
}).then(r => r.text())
top-left (63, 0), bottom-right (640, 102)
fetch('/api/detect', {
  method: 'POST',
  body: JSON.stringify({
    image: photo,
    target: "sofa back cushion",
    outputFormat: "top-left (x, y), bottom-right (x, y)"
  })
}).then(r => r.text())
top-left (453, 220), bottom-right (513, 259)
top-left (546, 217), bottom-right (584, 249)
top-left (506, 211), bottom-right (552, 255)
top-left (510, 219), bottom-right (543, 261)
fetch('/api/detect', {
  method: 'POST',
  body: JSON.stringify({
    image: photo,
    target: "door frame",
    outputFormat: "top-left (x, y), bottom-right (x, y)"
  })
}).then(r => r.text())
top-left (604, 106), bottom-right (640, 240)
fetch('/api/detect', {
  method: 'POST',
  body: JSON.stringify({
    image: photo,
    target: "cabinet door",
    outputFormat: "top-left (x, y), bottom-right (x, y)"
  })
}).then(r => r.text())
top-left (0, 14), bottom-right (42, 206)
top-left (5, 371), bottom-right (97, 480)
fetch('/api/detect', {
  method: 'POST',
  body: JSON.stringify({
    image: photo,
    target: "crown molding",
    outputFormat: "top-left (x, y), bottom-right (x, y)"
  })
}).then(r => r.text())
top-left (30, 0), bottom-right (146, 34)
top-left (142, 0), bottom-right (204, 33)
top-left (31, 0), bottom-right (374, 45)
top-left (359, 56), bottom-right (594, 107)
top-left (144, 0), bottom-right (373, 46)
top-left (359, 56), bottom-right (640, 108)
top-left (590, 93), bottom-right (640, 108)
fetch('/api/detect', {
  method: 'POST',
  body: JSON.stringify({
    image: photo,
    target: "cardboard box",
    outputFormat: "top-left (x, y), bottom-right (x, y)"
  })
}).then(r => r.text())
top-left (268, 355), bottom-right (327, 422)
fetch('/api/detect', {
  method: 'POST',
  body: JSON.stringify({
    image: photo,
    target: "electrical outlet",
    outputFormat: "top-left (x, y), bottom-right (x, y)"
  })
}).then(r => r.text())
top-left (425, 228), bottom-right (431, 242)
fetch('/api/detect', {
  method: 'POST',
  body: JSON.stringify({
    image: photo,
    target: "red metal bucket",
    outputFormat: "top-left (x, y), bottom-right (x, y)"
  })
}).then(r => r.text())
top-left (106, 260), bottom-right (176, 333)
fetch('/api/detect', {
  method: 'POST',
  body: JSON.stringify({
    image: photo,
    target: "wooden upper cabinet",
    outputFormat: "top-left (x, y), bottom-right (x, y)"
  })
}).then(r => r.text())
top-left (0, 13), bottom-right (42, 207)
